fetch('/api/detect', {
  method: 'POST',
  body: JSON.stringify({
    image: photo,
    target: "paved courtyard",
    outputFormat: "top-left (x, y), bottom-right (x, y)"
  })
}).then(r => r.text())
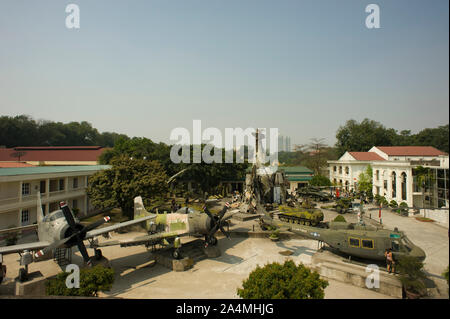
top-left (1, 204), bottom-right (448, 299)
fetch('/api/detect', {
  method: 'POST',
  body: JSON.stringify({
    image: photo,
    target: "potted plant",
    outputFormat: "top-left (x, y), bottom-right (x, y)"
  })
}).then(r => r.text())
top-left (269, 229), bottom-right (280, 241)
top-left (396, 256), bottom-right (428, 299)
top-left (398, 202), bottom-right (409, 216)
top-left (389, 200), bottom-right (398, 211)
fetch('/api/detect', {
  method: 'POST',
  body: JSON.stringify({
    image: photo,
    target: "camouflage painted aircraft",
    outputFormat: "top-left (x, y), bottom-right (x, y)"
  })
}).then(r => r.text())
top-left (90, 196), bottom-right (239, 259)
top-left (259, 204), bottom-right (426, 262)
top-left (0, 194), bottom-right (156, 283)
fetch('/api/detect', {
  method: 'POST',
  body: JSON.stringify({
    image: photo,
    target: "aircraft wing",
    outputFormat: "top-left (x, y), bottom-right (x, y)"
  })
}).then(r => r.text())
top-left (92, 231), bottom-right (181, 248)
top-left (0, 241), bottom-right (50, 255)
top-left (0, 224), bottom-right (38, 235)
top-left (85, 215), bottom-right (156, 239)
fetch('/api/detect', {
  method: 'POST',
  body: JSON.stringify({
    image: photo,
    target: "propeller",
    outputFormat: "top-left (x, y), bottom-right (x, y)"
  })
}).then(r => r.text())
top-left (204, 202), bottom-right (232, 240)
top-left (35, 202), bottom-right (111, 265)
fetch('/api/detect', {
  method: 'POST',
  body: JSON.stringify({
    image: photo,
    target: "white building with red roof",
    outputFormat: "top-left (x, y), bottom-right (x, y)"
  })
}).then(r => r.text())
top-left (328, 146), bottom-right (449, 209)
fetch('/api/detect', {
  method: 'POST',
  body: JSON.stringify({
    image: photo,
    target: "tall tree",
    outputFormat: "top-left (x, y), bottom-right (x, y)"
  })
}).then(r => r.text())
top-left (335, 119), bottom-right (397, 157)
top-left (87, 156), bottom-right (169, 218)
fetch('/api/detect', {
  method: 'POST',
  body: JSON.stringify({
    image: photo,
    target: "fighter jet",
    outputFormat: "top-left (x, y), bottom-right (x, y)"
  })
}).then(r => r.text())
top-left (90, 196), bottom-right (239, 259)
top-left (258, 204), bottom-right (426, 262)
top-left (0, 194), bottom-right (156, 283)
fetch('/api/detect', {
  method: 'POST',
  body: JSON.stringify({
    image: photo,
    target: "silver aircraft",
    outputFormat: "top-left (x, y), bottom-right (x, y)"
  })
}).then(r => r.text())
top-left (0, 194), bottom-right (155, 283)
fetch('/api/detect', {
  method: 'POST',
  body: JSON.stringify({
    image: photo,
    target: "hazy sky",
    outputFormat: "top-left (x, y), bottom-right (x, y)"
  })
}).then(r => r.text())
top-left (0, 0), bottom-right (448, 147)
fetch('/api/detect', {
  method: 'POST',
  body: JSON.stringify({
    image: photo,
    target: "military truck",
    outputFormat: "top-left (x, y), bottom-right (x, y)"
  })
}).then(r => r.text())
top-left (277, 205), bottom-right (324, 226)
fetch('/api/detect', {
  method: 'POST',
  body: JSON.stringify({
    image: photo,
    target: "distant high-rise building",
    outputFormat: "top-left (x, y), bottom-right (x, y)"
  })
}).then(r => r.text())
top-left (277, 135), bottom-right (291, 152)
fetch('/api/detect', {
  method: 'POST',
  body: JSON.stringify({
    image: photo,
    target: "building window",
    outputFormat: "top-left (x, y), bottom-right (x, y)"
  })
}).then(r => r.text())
top-left (376, 170), bottom-right (379, 181)
top-left (59, 179), bottom-right (65, 191)
top-left (333, 166), bottom-right (337, 172)
top-left (392, 172), bottom-right (397, 198)
top-left (21, 209), bottom-right (29, 224)
top-left (349, 237), bottom-right (360, 248)
top-left (401, 172), bottom-right (407, 201)
top-left (40, 180), bottom-right (46, 194)
top-left (345, 167), bottom-right (349, 175)
top-left (22, 183), bottom-right (30, 196)
top-left (376, 186), bottom-right (380, 195)
top-left (339, 166), bottom-right (342, 174)
top-left (384, 180), bottom-right (387, 190)
top-left (73, 177), bottom-right (78, 189)
top-left (362, 239), bottom-right (374, 249)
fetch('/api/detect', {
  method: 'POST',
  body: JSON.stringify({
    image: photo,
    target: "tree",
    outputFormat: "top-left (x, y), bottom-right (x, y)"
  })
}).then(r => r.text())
top-left (309, 175), bottom-right (332, 187)
top-left (45, 265), bottom-right (114, 297)
top-left (237, 260), bottom-right (328, 299)
top-left (357, 164), bottom-right (373, 196)
top-left (87, 156), bottom-right (169, 219)
top-left (335, 119), bottom-right (397, 157)
top-left (413, 166), bottom-right (435, 209)
top-left (396, 256), bottom-right (428, 297)
top-left (294, 138), bottom-right (338, 175)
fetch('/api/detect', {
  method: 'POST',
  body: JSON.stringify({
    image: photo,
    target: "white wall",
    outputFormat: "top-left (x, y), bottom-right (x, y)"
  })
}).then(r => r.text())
top-left (420, 209), bottom-right (449, 228)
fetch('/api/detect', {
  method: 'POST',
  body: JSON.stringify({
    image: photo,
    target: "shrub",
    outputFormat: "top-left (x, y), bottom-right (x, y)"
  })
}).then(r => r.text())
top-left (237, 260), bottom-right (328, 299)
top-left (333, 215), bottom-right (346, 222)
top-left (396, 256), bottom-right (427, 296)
top-left (46, 265), bottom-right (114, 297)
top-left (389, 200), bottom-right (398, 209)
top-left (309, 175), bottom-right (332, 187)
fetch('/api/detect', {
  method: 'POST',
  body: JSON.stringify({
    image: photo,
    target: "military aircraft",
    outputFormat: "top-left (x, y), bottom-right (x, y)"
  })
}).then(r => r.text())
top-left (0, 194), bottom-right (157, 283)
top-left (258, 204), bottom-right (426, 262)
top-left (90, 196), bottom-right (239, 259)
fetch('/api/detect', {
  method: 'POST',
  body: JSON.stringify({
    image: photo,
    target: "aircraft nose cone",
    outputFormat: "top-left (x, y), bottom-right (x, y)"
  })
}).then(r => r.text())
top-left (412, 246), bottom-right (426, 261)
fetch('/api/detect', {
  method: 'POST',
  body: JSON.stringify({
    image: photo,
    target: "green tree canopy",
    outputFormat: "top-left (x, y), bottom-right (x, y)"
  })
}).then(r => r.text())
top-left (0, 115), bottom-right (128, 147)
top-left (45, 265), bottom-right (114, 297)
top-left (335, 119), bottom-right (449, 156)
top-left (237, 260), bottom-right (328, 299)
top-left (357, 164), bottom-right (373, 195)
top-left (87, 156), bottom-right (169, 218)
top-left (335, 119), bottom-right (397, 157)
top-left (309, 175), bottom-right (332, 187)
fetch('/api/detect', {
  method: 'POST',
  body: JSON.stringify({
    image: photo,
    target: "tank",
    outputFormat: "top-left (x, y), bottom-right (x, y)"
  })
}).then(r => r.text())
top-left (278, 205), bottom-right (324, 226)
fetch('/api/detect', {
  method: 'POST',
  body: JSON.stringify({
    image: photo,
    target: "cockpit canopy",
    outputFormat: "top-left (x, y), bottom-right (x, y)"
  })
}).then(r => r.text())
top-left (174, 207), bottom-right (196, 214)
top-left (42, 209), bottom-right (75, 223)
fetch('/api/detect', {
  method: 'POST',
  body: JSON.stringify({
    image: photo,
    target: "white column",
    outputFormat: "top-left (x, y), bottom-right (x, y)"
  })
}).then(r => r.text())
top-left (45, 178), bottom-right (50, 198)
top-left (406, 170), bottom-right (413, 207)
top-left (386, 170), bottom-right (392, 200)
top-left (18, 181), bottom-right (23, 202)
top-left (396, 171), bottom-right (402, 202)
top-left (18, 209), bottom-right (22, 227)
top-left (84, 195), bottom-right (88, 216)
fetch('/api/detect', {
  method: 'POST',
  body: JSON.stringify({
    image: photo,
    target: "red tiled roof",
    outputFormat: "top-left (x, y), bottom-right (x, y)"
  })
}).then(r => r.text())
top-left (348, 152), bottom-right (385, 161)
top-left (0, 146), bottom-right (108, 162)
top-left (375, 146), bottom-right (447, 156)
top-left (0, 162), bottom-right (35, 168)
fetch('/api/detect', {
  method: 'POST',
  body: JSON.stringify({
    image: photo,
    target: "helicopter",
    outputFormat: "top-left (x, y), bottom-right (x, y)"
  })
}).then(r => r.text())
top-left (258, 203), bottom-right (426, 262)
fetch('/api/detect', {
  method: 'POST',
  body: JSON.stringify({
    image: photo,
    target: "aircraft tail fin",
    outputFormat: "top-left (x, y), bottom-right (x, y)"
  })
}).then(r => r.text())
top-left (134, 196), bottom-right (156, 231)
top-left (37, 193), bottom-right (44, 223)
